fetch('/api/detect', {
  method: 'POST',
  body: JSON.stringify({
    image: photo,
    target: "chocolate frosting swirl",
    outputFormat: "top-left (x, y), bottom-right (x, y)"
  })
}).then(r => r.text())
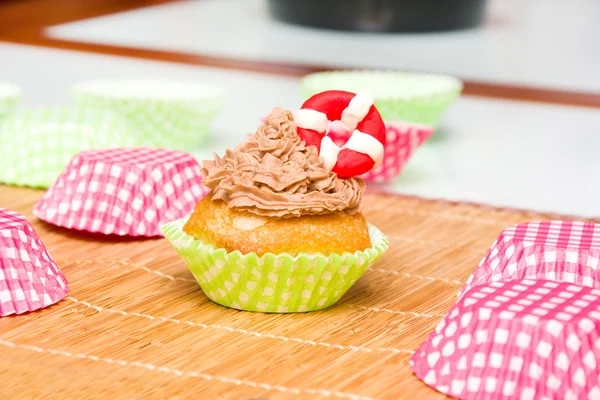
top-left (201, 107), bottom-right (365, 218)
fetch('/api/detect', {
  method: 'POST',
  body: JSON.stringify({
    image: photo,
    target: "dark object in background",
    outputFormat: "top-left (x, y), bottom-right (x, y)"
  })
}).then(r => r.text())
top-left (267, 0), bottom-right (487, 33)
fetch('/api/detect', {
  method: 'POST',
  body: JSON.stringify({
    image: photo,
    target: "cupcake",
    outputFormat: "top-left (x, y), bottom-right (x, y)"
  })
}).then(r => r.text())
top-left (163, 94), bottom-right (388, 313)
top-left (185, 107), bottom-right (371, 256)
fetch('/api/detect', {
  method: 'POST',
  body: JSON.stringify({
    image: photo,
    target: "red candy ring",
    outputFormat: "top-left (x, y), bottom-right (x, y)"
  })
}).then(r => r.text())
top-left (293, 90), bottom-right (386, 178)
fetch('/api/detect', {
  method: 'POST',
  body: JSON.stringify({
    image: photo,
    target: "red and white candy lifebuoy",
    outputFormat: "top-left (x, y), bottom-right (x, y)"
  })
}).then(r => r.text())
top-left (293, 90), bottom-right (386, 179)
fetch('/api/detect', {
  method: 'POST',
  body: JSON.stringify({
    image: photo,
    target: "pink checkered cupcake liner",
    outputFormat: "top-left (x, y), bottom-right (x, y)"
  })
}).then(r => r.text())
top-left (460, 221), bottom-right (600, 298)
top-left (0, 208), bottom-right (68, 316)
top-left (411, 279), bottom-right (600, 399)
top-left (327, 121), bottom-right (433, 182)
top-left (33, 148), bottom-right (209, 237)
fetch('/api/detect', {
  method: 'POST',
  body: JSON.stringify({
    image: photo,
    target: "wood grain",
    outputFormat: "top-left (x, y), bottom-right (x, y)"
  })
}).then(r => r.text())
top-left (0, 184), bottom-right (591, 399)
top-left (1, 0), bottom-right (600, 108)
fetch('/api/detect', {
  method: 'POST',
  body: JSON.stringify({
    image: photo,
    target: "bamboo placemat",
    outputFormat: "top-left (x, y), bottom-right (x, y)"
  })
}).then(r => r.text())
top-left (0, 184), bottom-right (595, 400)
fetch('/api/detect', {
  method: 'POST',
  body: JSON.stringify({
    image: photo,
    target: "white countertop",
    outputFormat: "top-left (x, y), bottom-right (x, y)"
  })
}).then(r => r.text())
top-left (0, 43), bottom-right (598, 217)
top-left (46, 0), bottom-right (600, 92)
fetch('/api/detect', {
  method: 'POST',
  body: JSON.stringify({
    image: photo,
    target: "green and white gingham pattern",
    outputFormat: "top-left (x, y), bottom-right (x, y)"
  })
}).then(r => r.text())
top-left (0, 107), bottom-right (138, 188)
top-left (162, 217), bottom-right (389, 313)
top-left (70, 81), bottom-right (226, 150)
top-left (0, 82), bottom-right (21, 121)
top-left (301, 70), bottom-right (463, 127)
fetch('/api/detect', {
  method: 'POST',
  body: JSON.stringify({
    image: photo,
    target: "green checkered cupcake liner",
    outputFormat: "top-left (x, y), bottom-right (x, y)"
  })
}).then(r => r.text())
top-left (162, 217), bottom-right (389, 313)
top-left (0, 106), bottom-right (138, 189)
top-left (70, 80), bottom-right (226, 150)
top-left (0, 82), bottom-right (21, 120)
top-left (301, 70), bottom-right (462, 127)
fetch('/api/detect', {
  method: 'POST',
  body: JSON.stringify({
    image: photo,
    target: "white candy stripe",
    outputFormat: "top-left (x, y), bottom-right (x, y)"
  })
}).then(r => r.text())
top-left (343, 130), bottom-right (384, 168)
top-left (292, 109), bottom-right (328, 133)
top-left (340, 93), bottom-right (375, 131)
top-left (319, 136), bottom-right (341, 170)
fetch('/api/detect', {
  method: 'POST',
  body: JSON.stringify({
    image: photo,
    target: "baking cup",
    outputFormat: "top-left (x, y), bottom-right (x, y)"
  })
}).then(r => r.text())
top-left (0, 208), bottom-right (68, 316)
top-left (0, 107), bottom-right (138, 189)
top-left (34, 148), bottom-right (209, 237)
top-left (459, 221), bottom-right (600, 298)
top-left (0, 82), bottom-right (21, 120)
top-left (327, 120), bottom-right (433, 182)
top-left (70, 80), bottom-right (226, 150)
top-left (411, 279), bottom-right (600, 400)
top-left (162, 217), bottom-right (388, 313)
top-left (301, 70), bottom-right (463, 127)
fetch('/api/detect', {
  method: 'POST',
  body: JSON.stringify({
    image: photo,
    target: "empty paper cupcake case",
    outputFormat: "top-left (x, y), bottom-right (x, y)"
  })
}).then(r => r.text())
top-left (412, 279), bottom-right (600, 399)
top-left (301, 70), bottom-right (463, 127)
top-left (460, 221), bottom-right (600, 297)
top-left (34, 148), bottom-right (210, 237)
top-left (0, 107), bottom-right (138, 189)
top-left (70, 80), bottom-right (226, 150)
top-left (0, 208), bottom-right (68, 316)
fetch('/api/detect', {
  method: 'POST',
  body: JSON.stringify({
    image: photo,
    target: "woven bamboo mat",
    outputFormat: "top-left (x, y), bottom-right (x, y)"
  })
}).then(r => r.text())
top-left (0, 184), bottom-right (595, 400)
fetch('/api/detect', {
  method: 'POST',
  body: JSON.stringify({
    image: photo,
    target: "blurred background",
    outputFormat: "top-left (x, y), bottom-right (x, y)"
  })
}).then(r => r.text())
top-left (0, 0), bottom-right (599, 216)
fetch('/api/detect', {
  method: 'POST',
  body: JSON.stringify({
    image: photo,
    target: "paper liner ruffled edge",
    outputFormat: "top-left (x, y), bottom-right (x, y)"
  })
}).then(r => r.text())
top-left (301, 70), bottom-right (463, 99)
top-left (69, 80), bottom-right (227, 102)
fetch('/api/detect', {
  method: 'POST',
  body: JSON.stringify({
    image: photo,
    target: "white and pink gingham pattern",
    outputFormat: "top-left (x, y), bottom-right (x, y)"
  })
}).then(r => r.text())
top-left (33, 148), bottom-right (209, 237)
top-left (411, 279), bottom-right (600, 400)
top-left (327, 121), bottom-right (433, 182)
top-left (459, 221), bottom-right (600, 297)
top-left (0, 208), bottom-right (68, 316)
